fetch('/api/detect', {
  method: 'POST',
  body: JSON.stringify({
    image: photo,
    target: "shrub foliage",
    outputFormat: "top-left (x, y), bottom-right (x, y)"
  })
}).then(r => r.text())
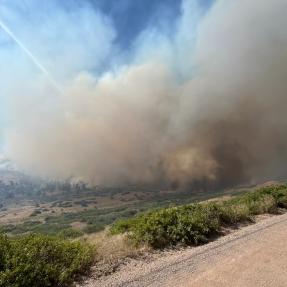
top-left (0, 234), bottom-right (94, 287)
top-left (111, 185), bottom-right (287, 248)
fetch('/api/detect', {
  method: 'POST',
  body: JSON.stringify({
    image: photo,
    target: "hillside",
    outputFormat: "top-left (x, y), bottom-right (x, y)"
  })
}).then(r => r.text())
top-left (0, 168), bottom-right (252, 237)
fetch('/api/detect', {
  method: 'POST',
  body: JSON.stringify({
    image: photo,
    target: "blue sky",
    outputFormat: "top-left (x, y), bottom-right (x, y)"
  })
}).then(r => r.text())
top-left (0, 0), bottom-right (214, 58)
top-left (89, 0), bottom-right (182, 49)
top-left (64, 0), bottom-right (213, 49)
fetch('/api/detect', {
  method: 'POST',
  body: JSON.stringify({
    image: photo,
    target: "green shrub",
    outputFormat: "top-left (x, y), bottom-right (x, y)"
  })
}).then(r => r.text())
top-left (265, 185), bottom-right (287, 208)
top-left (58, 228), bottom-right (84, 239)
top-left (218, 191), bottom-right (277, 224)
top-left (110, 218), bottom-right (137, 235)
top-left (218, 200), bottom-right (250, 224)
top-left (83, 224), bottom-right (105, 234)
top-left (112, 203), bottom-right (220, 248)
top-left (111, 184), bottom-right (287, 249)
top-left (0, 233), bottom-right (95, 287)
top-left (0, 234), bottom-right (10, 272)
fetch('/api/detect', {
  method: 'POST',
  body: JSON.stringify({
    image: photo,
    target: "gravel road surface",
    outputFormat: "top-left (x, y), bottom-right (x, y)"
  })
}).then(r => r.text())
top-left (83, 212), bottom-right (287, 287)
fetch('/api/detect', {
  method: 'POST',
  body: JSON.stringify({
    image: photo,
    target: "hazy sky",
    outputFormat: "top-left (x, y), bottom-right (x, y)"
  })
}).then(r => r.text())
top-left (0, 0), bottom-right (213, 148)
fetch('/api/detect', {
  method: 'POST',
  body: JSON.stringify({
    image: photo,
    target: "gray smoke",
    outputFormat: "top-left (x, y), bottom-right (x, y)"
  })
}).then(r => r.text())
top-left (3, 0), bottom-right (287, 189)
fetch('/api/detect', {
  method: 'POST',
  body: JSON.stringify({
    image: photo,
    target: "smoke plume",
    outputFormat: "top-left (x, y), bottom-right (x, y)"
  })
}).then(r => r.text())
top-left (2, 0), bottom-right (287, 189)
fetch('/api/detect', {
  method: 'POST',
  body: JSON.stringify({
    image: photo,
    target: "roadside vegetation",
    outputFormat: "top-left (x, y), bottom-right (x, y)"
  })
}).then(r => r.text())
top-left (1, 184), bottom-right (286, 286)
top-left (111, 184), bottom-right (287, 248)
top-left (0, 233), bottom-right (95, 287)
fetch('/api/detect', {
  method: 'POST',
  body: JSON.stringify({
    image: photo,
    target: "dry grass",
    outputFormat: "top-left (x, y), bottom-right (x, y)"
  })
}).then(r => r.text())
top-left (82, 229), bottom-right (148, 261)
top-left (78, 229), bottom-right (149, 277)
top-left (0, 205), bottom-right (35, 224)
top-left (71, 221), bottom-right (88, 230)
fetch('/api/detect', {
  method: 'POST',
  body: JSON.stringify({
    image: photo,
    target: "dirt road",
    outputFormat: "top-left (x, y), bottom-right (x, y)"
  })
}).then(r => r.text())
top-left (83, 212), bottom-right (287, 287)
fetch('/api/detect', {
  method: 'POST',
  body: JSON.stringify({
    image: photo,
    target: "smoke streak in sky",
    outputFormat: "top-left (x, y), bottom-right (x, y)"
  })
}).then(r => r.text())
top-left (1, 0), bottom-right (287, 189)
top-left (0, 19), bottom-right (62, 93)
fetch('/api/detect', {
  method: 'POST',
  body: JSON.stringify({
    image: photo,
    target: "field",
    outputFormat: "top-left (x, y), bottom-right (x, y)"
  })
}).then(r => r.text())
top-left (0, 171), bottom-right (257, 237)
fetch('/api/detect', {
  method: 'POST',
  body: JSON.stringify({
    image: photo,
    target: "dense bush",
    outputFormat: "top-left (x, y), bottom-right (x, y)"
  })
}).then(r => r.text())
top-left (124, 204), bottom-right (220, 248)
top-left (0, 233), bottom-right (95, 287)
top-left (58, 228), bottom-right (84, 239)
top-left (218, 191), bottom-right (277, 224)
top-left (111, 185), bottom-right (287, 248)
top-left (83, 224), bottom-right (105, 234)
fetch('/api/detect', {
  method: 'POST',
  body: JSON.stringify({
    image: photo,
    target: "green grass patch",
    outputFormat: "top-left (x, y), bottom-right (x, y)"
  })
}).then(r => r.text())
top-left (111, 184), bottom-right (287, 248)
